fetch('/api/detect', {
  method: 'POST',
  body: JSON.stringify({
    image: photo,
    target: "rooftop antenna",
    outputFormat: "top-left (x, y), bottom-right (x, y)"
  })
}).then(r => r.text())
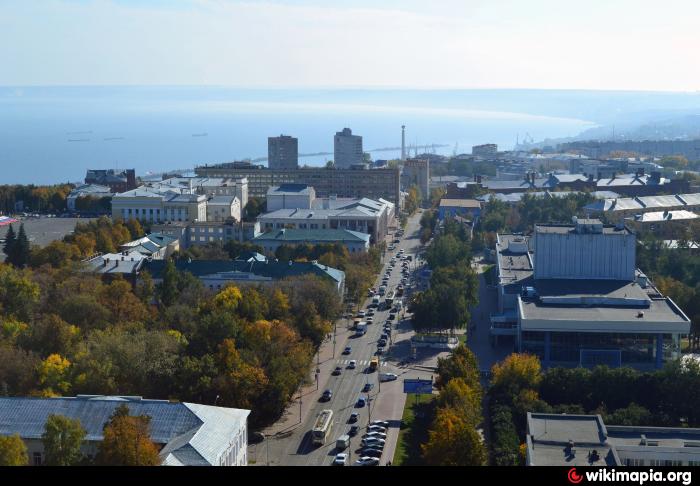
top-left (401, 125), bottom-right (406, 160)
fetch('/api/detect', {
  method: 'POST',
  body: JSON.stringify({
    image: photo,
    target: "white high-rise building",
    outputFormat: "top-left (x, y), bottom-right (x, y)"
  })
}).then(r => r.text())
top-left (334, 128), bottom-right (363, 168)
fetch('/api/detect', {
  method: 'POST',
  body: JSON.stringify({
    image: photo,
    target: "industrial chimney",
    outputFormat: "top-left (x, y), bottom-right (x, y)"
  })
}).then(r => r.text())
top-left (401, 125), bottom-right (406, 160)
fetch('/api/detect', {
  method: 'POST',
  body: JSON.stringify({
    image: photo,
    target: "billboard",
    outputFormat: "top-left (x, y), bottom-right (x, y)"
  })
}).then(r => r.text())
top-left (403, 379), bottom-right (433, 394)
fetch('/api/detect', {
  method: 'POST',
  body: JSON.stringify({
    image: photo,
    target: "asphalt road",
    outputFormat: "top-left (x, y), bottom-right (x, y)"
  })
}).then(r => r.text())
top-left (257, 211), bottom-right (428, 466)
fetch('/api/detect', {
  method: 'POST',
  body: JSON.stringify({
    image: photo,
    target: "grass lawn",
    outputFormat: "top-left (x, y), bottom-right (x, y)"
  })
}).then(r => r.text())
top-left (392, 393), bottom-right (436, 466)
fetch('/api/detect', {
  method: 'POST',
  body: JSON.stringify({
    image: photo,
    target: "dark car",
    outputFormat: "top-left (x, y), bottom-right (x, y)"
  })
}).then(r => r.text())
top-left (349, 412), bottom-right (359, 423)
top-left (356, 397), bottom-right (367, 408)
top-left (332, 366), bottom-right (342, 376)
top-left (361, 448), bottom-right (383, 458)
top-left (321, 389), bottom-right (333, 401)
top-left (381, 333), bottom-right (389, 341)
top-left (362, 383), bottom-right (374, 392)
top-left (248, 431), bottom-right (265, 444)
top-left (378, 339), bottom-right (387, 347)
top-left (349, 425), bottom-right (360, 436)
top-left (388, 313), bottom-right (396, 321)
top-left (343, 346), bottom-right (352, 355)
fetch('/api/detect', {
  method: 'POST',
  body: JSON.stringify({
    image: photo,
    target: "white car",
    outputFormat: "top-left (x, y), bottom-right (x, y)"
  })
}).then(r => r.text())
top-left (354, 457), bottom-right (380, 466)
top-left (361, 437), bottom-right (386, 446)
top-left (363, 432), bottom-right (387, 440)
top-left (370, 420), bottom-right (390, 428)
top-left (333, 453), bottom-right (348, 466)
top-left (348, 360), bottom-right (357, 369)
top-left (379, 373), bottom-right (398, 382)
top-left (367, 425), bottom-right (387, 433)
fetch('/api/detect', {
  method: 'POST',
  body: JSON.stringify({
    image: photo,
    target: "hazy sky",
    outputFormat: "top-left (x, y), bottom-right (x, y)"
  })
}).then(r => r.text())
top-left (2, 0), bottom-right (700, 90)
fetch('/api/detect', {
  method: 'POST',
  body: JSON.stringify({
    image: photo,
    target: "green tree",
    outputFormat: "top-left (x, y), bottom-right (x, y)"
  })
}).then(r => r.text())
top-left (3, 224), bottom-right (16, 262)
top-left (436, 344), bottom-right (481, 390)
top-left (12, 224), bottom-right (31, 267)
top-left (159, 259), bottom-right (179, 306)
top-left (42, 414), bottom-right (86, 466)
top-left (0, 434), bottom-right (28, 466)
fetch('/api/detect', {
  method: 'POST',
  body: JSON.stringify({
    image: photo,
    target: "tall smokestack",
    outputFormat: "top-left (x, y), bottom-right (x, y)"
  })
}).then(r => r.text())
top-left (401, 125), bottom-right (406, 160)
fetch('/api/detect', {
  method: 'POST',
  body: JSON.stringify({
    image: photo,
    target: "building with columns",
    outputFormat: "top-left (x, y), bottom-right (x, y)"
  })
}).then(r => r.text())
top-left (491, 218), bottom-right (690, 370)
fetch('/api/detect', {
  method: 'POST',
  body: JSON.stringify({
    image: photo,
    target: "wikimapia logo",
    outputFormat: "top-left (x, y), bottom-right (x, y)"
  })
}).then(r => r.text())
top-left (566, 468), bottom-right (692, 485)
top-left (568, 468), bottom-right (584, 484)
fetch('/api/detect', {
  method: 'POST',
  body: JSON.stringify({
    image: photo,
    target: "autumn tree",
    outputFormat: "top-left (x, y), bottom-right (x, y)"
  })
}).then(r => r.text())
top-left (42, 414), bottom-right (86, 466)
top-left (96, 405), bottom-right (161, 466)
top-left (490, 353), bottom-right (542, 396)
top-left (422, 407), bottom-right (486, 466)
top-left (0, 434), bottom-right (28, 466)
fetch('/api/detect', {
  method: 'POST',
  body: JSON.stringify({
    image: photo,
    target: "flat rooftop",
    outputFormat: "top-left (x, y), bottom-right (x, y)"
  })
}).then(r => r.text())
top-left (520, 279), bottom-right (690, 331)
top-left (496, 234), bottom-right (533, 288)
top-left (535, 223), bottom-right (632, 235)
top-left (527, 413), bottom-right (615, 466)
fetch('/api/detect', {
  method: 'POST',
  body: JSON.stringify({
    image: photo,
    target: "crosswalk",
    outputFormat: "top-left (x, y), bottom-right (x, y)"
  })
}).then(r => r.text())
top-left (336, 359), bottom-right (388, 367)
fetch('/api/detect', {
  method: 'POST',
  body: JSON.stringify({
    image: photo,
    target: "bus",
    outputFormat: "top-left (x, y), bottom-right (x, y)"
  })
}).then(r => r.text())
top-left (312, 409), bottom-right (334, 446)
top-left (385, 290), bottom-right (395, 307)
top-left (369, 357), bottom-right (379, 372)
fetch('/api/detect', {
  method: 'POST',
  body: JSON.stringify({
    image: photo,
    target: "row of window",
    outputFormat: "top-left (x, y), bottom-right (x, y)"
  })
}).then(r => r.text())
top-left (625, 458), bottom-right (686, 466)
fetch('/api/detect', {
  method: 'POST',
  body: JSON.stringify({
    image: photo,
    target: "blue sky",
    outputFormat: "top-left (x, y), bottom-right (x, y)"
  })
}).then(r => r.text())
top-left (2, 0), bottom-right (699, 90)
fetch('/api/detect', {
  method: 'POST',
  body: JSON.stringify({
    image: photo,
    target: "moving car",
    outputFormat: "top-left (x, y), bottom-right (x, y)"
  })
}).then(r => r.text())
top-left (378, 338), bottom-right (387, 347)
top-left (332, 366), bottom-right (342, 376)
top-left (357, 310), bottom-right (366, 318)
top-left (362, 383), bottom-right (374, 392)
top-left (349, 425), bottom-right (359, 436)
top-left (348, 360), bottom-right (357, 369)
top-left (321, 389), bottom-right (333, 401)
top-left (349, 412), bottom-right (359, 423)
top-left (376, 347), bottom-right (385, 355)
top-left (356, 397), bottom-right (367, 408)
top-left (343, 346), bottom-right (352, 355)
top-left (333, 453), bottom-right (348, 466)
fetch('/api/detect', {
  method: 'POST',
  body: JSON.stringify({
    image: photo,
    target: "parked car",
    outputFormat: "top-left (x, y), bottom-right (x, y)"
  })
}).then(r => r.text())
top-left (360, 448), bottom-right (382, 458)
top-left (379, 373), bottom-right (398, 382)
top-left (354, 457), bottom-right (380, 466)
top-left (362, 383), bottom-right (374, 392)
top-left (376, 347), bottom-right (385, 355)
top-left (357, 310), bottom-right (366, 318)
top-left (349, 412), bottom-right (359, 423)
top-left (378, 338), bottom-right (387, 347)
top-left (388, 313), bottom-right (396, 321)
top-left (367, 425), bottom-right (387, 433)
top-left (349, 425), bottom-right (359, 436)
top-left (363, 432), bottom-right (387, 440)
top-left (361, 437), bottom-right (385, 447)
top-left (370, 420), bottom-right (390, 428)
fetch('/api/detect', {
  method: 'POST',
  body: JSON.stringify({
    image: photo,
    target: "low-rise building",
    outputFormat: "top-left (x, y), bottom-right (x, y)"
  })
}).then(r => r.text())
top-left (206, 195), bottom-right (241, 222)
top-left (266, 184), bottom-right (316, 211)
top-left (151, 220), bottom-right (261, 249)
top-left (0, 395), bottom-right (249, 466)
top-left (527, 412), bottom-right (700, 467)
top-left (252, 228), bottom-right (370, 254)
top-left (584, 192), bottom-right (700, 222)
top-left (119, 233), bottom-right (179, 259)
top-left (66, 184), bottom-right (114, 212)
top-left (472, 144), bottom-right (498, 156)
top-left (437, 198), bottom-right (481, 221)
top-left (145, 252), bottom-right (345, 296)
top-left (85, 169), bottom-right (137, 193)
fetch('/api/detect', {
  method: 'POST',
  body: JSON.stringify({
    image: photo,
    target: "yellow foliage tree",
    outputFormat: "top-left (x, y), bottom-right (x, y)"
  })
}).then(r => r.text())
top-left (212, 285), bottom-right (243, 312)
top-left (490, 353), bottom-right (542, 393)
top-left (422, 406), bottom-right (486, 466)
top-left (38, 353), bottom-right (72, 395)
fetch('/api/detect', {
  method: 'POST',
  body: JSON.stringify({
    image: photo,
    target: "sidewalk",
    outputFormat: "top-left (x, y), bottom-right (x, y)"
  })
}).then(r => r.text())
top-left (261, 318), bottom-right (355, 437)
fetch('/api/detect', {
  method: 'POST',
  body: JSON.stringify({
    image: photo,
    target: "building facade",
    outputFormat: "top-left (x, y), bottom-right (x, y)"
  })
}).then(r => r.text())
top-left (194, 164), bottom-right (401, 208)
top-left (252, 228), bottom-right (370, 254)
top-left (492, 219), bottom-right (690, 370)
top-left (472, 144), bottom-right (498, 156)
top-left (402, 159), bottom-right (430, 203)
top-left (334, 128), bottom-right (363, 168)
top-left (268, 135), bottom-right (299, 170)
top-left (85, 169), bottom-right (137, 193)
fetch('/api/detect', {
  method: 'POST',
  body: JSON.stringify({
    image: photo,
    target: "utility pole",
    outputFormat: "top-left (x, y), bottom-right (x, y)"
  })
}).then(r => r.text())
top-left (299, 392), bottom-right (302, 423)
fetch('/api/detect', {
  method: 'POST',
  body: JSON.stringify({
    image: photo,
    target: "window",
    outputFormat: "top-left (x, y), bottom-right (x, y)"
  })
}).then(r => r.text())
top-left (33, 452), bottom-right (42, 466)
top-left (626, 458), bottom-right (645, 466)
